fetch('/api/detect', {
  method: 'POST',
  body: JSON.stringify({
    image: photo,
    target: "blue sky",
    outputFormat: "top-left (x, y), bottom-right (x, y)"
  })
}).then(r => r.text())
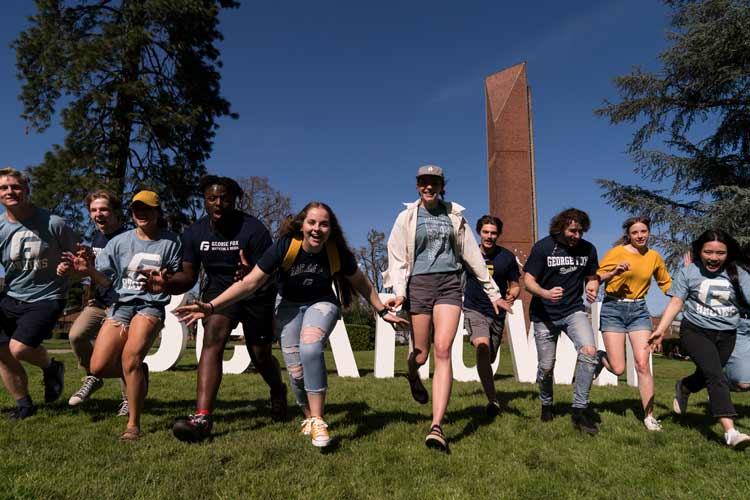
top-left (0, 0), bottom-right (675, 311)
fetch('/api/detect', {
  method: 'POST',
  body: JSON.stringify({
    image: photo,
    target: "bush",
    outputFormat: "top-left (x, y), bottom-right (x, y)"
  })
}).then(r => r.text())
top-left (345, 323), bottom-right (374, 351)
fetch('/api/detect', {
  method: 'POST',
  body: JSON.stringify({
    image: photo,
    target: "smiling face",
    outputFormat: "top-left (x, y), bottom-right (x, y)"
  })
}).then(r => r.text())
top-left (130, 202), bottom-right (160, 231)
top-left (302, 206), bottom-right (331, 251)
top-left (699, 240), bottom-right (728, 273)
top-left (0, 175), bottom-right (29, 209)
top-left (627, 222), bottom-right (650, 250)
top-left (416, 175), bottom-right (443, 206)
top-left (204, 184), bottom-right (235, 223)
top-left (479, 223), bottom-right (499, 251)
top-left (560, 221), bottom-right (584, 247)
top-left (88, 197), bottom-right (119, 234)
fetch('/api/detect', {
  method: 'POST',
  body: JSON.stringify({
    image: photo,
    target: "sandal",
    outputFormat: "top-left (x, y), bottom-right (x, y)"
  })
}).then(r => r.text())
top-left (406, 374), bottom-right (429, 404)
top-left (119, 427), bottom-right (141, 442)
top-left (425, 424), bottom-right (449, 453)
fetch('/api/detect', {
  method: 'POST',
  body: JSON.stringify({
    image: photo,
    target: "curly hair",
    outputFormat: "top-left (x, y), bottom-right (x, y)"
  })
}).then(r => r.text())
top-left (279, 202), bottom-right (357, 308)
top-left (548, 208), bottom-right (590, 235)
top-left (84, 189), bottom-right (122, 214)
top-left (476, 215), bottom-right (503, 235)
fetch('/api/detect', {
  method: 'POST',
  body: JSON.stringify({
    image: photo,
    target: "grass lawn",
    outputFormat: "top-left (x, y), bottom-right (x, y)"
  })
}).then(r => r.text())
top-left (1, 344), bottom-right (749, 499)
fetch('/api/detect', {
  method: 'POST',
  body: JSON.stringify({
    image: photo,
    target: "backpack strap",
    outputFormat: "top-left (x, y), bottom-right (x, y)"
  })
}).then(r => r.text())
top-left (326, 241), bottom-right (340, 275)
top-left (281, 237), bottom-right (303, 272)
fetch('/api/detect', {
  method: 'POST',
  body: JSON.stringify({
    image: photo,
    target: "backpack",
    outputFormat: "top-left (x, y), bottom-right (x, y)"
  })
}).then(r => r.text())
top-left (280, 236), bottom-right (341, 275)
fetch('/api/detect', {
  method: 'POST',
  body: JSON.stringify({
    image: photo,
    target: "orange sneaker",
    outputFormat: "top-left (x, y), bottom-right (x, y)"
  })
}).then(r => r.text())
top-left (310, 416), bottom-right (330, 447)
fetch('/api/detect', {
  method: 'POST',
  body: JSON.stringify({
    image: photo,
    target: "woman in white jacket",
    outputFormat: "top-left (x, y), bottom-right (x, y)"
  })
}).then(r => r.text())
top-left (384, 165), bottom-right (512, 452)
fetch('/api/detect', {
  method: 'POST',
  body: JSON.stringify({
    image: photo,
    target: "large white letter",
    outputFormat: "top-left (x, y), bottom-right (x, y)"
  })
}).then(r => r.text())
top-left (144, 294), bottom-right (188, 372)
top-left (195, 322), bottom-right (252, 374)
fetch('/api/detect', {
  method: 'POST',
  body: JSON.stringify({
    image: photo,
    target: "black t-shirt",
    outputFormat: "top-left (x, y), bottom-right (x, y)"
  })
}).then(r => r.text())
top-left (91, 226), bottom-right (127, 306)
top-left (463, 245), bottom-right (520, 319)
top-left (523, 234), bottom-right (599, 322)
top-left (181, 213), bottom-right (275, 299)
top-left (256, 235), bottom-right (358, 304)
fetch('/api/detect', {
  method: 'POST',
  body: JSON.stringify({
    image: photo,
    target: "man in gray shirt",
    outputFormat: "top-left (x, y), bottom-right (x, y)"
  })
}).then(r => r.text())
top-left (0, 167), bottom-right (76, 420)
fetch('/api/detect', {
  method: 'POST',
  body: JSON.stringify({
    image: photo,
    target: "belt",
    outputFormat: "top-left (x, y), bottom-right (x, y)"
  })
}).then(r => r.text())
top-left (605, 295), bottom-right (645, 303)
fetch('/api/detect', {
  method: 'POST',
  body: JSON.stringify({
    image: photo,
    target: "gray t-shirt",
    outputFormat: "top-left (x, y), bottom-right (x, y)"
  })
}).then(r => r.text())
top-left (95, 229), bottom-right (182, 306)
top-left (669, 263), bottom-right (750, 331)
top-left (0, 208), bottom-right (76, 302)
top-left (412, 206), bottom-right (460, 276)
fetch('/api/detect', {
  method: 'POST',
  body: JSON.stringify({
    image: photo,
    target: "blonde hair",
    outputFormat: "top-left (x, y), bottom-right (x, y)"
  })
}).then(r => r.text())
top-left (0, 167), bottom-right (30, 192)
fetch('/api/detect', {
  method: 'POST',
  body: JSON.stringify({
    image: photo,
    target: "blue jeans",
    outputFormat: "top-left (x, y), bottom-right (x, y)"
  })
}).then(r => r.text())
top-left (276, 299), bottom-right (340, 407)
top-left (534, 311), bottom-right (598, 409)
top-left (725, 318), bottom-right (750, 386)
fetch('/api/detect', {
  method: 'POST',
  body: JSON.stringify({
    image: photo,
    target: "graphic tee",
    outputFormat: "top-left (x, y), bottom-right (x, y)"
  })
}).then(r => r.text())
top-left (668, 263), bottom-right (750, 331)
top-left (91, 226), bottom-right (127, 307)
top-left (0, 208), bottom-right (76, 302)
top-left (95, 229), bottom-right (182, 306)
top-left (412, 205), bottom-right (460, 276)
top-left (181, 213), bottom-right (275, 300)
top-left (463, 245), bottom-right (520, 319)
top-left (523, 235), bottom-right (599, 322)
top-left (257, 235), bottom-right (358, 304)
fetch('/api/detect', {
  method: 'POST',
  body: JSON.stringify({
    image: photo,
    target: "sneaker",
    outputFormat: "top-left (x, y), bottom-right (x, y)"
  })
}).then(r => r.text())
top-left (486, 400), bottom-right (501, 417)
top-left (406, 374), bottom-right (429, 405)
top-left (172, 413), bottom-right (213, 443)
top-left (43, 359), bottom-right (65, 403)
top-left (572, 409), bottom-right (599, 436)
top-left (116, 397), bottom-right (129, 417)
top-left (310, 416), bottom-right (330, 448)
top-left (270, 385), bottom-right (288, 422)
top-left (643, 415), bottom-right (662, 432)
top-left (425, 424), bottom-right (449, 453)
top-left (540, 405), bottom-right (553, 422)
top-left (593, 350), bottom-right (607, 380)
top-left (119, 426), bottom-right (141, 442)
top-left (68, 376), bottom-right (104, 406)
top-left (725, 429), bottom-right (750, 450)
top-left (8, 404), bottom-right (37, 421)
top-left (300, 418), bottom-right (313, 436)
top-left (673, 380), bottom-right (690, 415)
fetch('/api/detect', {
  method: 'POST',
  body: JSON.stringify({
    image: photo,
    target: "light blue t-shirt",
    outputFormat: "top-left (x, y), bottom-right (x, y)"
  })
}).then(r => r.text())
top-left (668, 263), bottom-right (750, 331)
top-left (95, 229), bottom-right (182, 306)
top-left (412, 205), bottom-right (460, 276)
top-left (0, 208), bottom-right (76, 302)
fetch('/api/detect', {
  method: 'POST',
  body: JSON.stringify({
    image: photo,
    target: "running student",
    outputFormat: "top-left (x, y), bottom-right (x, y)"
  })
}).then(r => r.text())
top-left (175, 202), bottom-right (407, 448)
top-left (64, 190), bottom-right (128, 413)
top-left (384, 165), bottom-right (510, 453)
top-left (725, 242), bottom-right (750, 391)
top-left (64, 190), bottom-right (181, 441)
top-left (0, 167), bottom-right (74, 420)
top-left (651, 229), bottom-right (750, 449)
top-left (462, 215), bottom-right (521, 417)
top-left (144, 175), bottom-right (287, 443)
top-left (592, 216), bottom-right (671, 431)
top-left (523, 208), bottom-right (601, 435)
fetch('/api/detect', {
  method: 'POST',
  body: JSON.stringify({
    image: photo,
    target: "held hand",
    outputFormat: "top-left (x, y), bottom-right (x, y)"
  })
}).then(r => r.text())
top-left (492, 298), bottom-right (513, 315)
top-left (61, 251), bottom-right (91, 275)
top-left (75, 242), bottom-right (94, 262)
top-left (384, 296), bottom-right (405, 310)
top-left (647, 329), bottom-right (663, 352)
top-left (383, 312), bottom-right (410, 330)
top-left (545, 286), bottom-right (564, 302)
top-left (172, 300), bottom-right (212, 327)
top-left (585, 281), bottom-right (599, 303)
top-left (140, 268), bottom-right (173, 294)
top-left (505, 293), bottom-right (517, 306)
top-left (56, 261), bottom-right (72, 277)
top-left (613, 261), bottom-right (631, 276)
top-left (234, 249), bottom-right (252, 282)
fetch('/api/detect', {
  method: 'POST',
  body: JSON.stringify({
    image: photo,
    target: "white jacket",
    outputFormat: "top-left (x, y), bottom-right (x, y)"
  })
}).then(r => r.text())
top-left (383, 199), bottom-right (501, 302)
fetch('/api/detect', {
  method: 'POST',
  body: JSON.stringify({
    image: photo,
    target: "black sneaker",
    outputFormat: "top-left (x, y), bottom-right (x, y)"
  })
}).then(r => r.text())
top-left (593, 350), bottom-right (607, 380)
top-left (8, 404), bottom-right (37, 421)
top-left (173, 414), bottom-right (213, 443)
top-left (572, 409), bottom-right (599, 436)
top-left (270, 385), bottom-right (288, 422)
top-left (406, 374), bottom-right (429, 404)
top-left (486, 400), bottom-right (501, 417)
top-left (43, 359), bottom-right (65, 403)
top-left (540, 405), bottom-right (553, 422)
top-left (425, 424), bottom-right (449, 453)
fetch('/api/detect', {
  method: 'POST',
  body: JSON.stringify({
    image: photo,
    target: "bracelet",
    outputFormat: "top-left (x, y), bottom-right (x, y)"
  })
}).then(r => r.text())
top-left (207, 302), bottom-right (215, 315)
top-left (377, 307), bottom-right (389, 318)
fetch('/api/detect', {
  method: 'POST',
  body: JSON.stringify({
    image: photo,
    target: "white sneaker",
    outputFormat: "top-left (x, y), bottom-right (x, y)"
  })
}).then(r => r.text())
top-left (643, 415), bottom-right (662, 432)
top-left (673, 380), bottom-right (689, 415)
top-left (725, 429), bottom-right (750, 450)
top-left (68, 376), bottom-right (103, 406)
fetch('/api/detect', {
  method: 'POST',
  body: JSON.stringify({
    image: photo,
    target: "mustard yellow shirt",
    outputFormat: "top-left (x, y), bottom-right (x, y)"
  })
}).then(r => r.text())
top-left (597, 246), bottom-right (672, 299)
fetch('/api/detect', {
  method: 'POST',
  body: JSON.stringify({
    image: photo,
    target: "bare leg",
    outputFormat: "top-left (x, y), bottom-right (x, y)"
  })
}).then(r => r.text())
top-left (9, 340), bottom-right (50, 370)
top-left (601, 332), bottom-right (626, 376)
top-left (629, 330), bottom-right (655, 417)
top-left (473, 337), bottom-right (497, 402)
top-left (430, 304), bottom-right (461, 427)
top-left (89, 321), bottom-right (128, 379)
top-left (195, 315), bottom-right (232, 412)
top-left (408, 314), bottom-right (432, 377)
top-left (121, 314), bottom-right (162, 431)
top-left (0, 343), bottom-right (28, 400)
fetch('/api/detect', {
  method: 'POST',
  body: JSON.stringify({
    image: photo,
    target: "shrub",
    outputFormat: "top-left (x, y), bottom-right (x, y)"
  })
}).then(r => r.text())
top-left (344, 323), bottom-right (374, 351)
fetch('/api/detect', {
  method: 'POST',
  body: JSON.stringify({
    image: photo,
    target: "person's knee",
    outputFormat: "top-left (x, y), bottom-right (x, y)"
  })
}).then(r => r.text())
top-left (433, 342), bottom-right (451, 361)
top-left (301, 327), bottom-right (325, 345)
top-left (9, 341), bottom-right (33, 360)
top-left (580, 345), bottom-right (597, 358)
top-left (121, 351), bottom-right (142, 375)
top-left (634, 358), bottom-right (651, 375)
top-left (736, 382), bottom-right (750, 391)
top-left (287, 363), bottom-right (304, 384)
top-left (411, 349), bottom-right (428, 366)
top-left (89, 357), bottom-right (107, 378)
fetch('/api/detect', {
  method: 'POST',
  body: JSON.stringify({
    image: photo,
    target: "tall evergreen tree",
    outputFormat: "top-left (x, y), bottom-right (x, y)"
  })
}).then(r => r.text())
top-left (13, 0), bottom-right (239, 235)
top-left (596, 0), bottom-right (750, 263)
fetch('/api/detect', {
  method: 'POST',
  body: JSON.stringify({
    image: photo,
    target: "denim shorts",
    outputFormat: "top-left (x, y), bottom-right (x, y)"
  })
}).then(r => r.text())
top-left (106, 301), bottom-right (165, 328)
top-left (599, 297), bottom-right (652, 333)
top-left (726, 318), bottom-right (750, 385)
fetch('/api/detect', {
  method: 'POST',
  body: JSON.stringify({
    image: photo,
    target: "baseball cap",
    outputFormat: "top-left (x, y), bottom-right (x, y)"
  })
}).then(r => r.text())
top-left (416, 165), bottom-right (444, 179)
top-left (130, 190), bottom-right (160, 208)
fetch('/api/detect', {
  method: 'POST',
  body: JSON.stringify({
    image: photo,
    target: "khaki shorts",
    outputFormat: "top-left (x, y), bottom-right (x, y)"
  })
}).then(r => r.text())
top-left (463, 309), bottom-right (505, 344)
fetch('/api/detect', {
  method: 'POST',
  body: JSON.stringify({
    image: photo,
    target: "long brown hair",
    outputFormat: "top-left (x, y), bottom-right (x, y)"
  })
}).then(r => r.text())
top-left (279, 202), bottom-right (357, 308)
top-left (691, 229), bottom-right (748, 309)
top-left (614, 216), bottom-right (651, 246)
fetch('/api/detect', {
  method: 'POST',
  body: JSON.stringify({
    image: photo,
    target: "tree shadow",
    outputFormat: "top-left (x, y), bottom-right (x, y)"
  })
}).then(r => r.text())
top-left (447, 389), bottom-right (537, 444)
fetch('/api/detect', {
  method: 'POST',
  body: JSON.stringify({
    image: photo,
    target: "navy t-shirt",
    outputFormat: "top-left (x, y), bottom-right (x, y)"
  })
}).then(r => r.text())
top-left (181, 213), bottom-right (275, 300)
top-left (523, 235), bottom-right (599, 322)
top-left (463, 245), bottom-right (520, 319)
top-left (256, 235), bottom-right (358, 304)
top-left (91, 226), bottom-right (127, 306)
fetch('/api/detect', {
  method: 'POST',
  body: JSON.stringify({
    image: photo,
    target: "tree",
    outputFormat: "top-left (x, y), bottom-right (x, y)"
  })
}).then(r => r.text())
top-left (235, 176), bottom-right (292, 237)
top-left (13, 0), bottom-right (239, 235)
top-left (356, 229), bottom-right (388, 293)
top-left (595, 0), bottom-right (750, 263)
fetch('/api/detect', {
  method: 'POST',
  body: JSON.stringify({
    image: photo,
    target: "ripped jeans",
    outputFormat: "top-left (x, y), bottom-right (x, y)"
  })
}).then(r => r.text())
top-left (276, 299), bottom-right (340, 407)
top-left (534, 311), bottom-right (598, 409)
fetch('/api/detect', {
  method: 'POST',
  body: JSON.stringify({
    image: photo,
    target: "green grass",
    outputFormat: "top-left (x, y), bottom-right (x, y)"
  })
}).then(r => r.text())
top-left (1, 345), bottom-right (749, 499)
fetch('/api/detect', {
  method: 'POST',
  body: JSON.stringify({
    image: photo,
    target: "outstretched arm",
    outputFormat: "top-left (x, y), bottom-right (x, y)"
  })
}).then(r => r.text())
top-left (347, 269), bottom-right (409, 328)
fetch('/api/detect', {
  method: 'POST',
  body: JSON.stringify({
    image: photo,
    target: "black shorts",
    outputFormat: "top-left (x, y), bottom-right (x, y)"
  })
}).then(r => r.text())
top-left (0, 295), bottom-right (66, 348)
top-left (202, 290), bottom-right (275, 346)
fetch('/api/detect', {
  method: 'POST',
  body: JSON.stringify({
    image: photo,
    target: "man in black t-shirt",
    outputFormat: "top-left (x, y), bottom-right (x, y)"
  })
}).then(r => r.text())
top-left (66, 190), bottom-right (128, 413)
top-left (147, 175), bottom-right (286, 442)
top-left (523, 208), bottom-right (602, 435)
top-left (462, 215), bottom-right (520, 417)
